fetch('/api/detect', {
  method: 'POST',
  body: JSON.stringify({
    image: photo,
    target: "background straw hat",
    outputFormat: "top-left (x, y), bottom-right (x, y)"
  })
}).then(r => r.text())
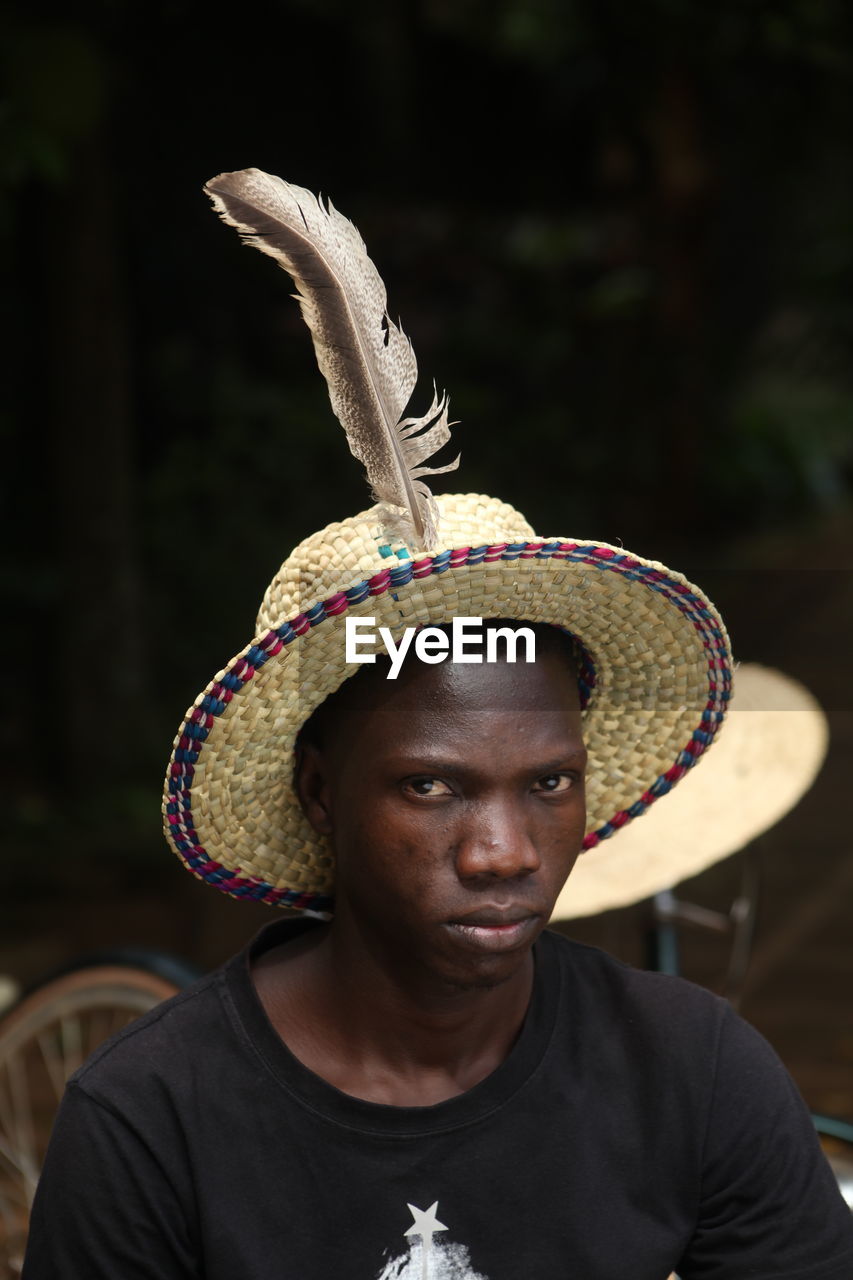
top-left (552, 663), bottom-right (828, 919)
top-left (164, 492), bottom-right (732, 912)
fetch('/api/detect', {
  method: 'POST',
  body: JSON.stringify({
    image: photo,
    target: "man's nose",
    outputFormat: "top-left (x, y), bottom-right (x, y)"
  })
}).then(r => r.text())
top-left (453, 800), bottom-right (541, 881)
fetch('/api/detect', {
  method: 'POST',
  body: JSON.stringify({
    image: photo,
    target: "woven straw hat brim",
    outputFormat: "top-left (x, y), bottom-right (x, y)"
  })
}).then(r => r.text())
top-left (553, 664), bottom-right (828, 919)
top-left (163, 493), bottom-right (732, 911)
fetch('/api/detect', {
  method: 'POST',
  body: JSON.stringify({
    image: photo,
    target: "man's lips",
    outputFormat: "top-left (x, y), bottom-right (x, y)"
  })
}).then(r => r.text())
top-left (443, 907), bottom-right (541, 952)
top-left (448, 903), bottom-right (540, 925)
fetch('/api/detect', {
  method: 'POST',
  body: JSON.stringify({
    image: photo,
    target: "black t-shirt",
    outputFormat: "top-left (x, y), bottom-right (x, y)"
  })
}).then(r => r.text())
top-left (23, 920), bottom-right (853, 1279)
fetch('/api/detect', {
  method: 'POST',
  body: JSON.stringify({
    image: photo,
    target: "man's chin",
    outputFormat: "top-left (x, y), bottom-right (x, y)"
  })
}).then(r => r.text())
top-left (437, 942), bottom-right (535, 994)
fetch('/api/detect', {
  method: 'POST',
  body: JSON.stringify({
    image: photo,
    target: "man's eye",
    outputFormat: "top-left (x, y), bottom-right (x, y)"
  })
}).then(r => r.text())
top-left (406, 778), bottom-right (453, 797)
top-left (533, 773), bottom-right (572, 794)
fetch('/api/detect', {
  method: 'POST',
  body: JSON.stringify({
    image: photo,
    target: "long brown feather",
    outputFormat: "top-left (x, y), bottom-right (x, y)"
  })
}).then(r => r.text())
top-left (205, 168), bottom-right (458, 549)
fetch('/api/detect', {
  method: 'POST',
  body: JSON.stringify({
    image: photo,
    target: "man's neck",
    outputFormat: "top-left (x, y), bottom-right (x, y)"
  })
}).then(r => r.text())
top-left (251, 922), bottom-right (535, 1106)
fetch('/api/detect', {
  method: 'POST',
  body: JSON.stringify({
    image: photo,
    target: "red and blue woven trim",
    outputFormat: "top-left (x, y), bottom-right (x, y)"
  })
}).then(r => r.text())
top-left (165, 540), bottom-right (731, 911)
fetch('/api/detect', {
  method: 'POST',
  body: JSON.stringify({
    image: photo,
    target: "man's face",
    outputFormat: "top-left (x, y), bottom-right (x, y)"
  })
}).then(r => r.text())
top-left (297, 650), bottom-right (587, 991)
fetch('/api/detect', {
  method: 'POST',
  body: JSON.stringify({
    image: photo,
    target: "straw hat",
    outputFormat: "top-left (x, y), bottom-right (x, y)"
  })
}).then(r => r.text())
top-left (552, 663), bottom-right (828, 919)
top-left (162, 168), bottom-right (732, 911)
top-left (163, 491), bottom-right (732, 912)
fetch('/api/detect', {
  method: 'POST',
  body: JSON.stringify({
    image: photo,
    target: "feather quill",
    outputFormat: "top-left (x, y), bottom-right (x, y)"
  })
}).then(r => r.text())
top-left (205, 168), bottom-right (458, 550)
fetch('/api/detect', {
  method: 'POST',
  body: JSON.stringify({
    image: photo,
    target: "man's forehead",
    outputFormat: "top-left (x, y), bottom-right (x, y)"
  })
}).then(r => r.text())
top-left (298, 619), bottom-right (583, 754)
top-left (381, 694), bottom-right (586, 760)
top-left (317, 653), bottom-right (583, 763)
top-left (339, 683), bottom-right (586, 803)
top-left (397, 654), bottom-right (580, 712)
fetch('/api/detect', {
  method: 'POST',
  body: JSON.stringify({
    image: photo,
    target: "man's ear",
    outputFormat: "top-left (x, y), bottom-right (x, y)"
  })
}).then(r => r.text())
top-left (294, 741), bottom-right (334, 837)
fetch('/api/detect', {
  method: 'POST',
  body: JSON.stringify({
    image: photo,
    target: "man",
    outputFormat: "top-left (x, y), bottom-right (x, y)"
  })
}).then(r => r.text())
top-left (23, 621), bottom-right (853, 1277)
top-left (23, 170), bottom-right (853, 1277)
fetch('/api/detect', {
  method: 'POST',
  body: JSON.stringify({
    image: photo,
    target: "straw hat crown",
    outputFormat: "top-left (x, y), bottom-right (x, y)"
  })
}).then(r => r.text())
top-left (257, 494), bottom-right (536, 631)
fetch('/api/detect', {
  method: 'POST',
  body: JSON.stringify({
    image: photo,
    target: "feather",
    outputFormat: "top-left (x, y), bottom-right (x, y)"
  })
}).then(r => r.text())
top-left (205, 168), bottom-right (459, 550)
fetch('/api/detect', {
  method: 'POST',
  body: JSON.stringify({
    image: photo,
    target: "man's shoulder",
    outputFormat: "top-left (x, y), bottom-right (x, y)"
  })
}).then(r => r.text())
top-left (68, 918), bottom-right (309, 1114)
top-left (69, 959), bottom-right (240, 1109)
top-left (541, 927), bottom-right (729, 1045)
top-left (543, 923), bottom-right (720, 999)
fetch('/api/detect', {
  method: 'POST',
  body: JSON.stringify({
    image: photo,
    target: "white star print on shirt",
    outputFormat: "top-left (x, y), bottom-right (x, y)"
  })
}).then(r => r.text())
top-left (405, 1202), bottom-right (447, 1247)
top-left (375, 1201), bottom-right (488, 1280)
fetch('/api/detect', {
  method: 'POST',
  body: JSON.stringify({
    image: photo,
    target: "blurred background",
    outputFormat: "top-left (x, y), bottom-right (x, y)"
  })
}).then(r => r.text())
top-left (1, 0), bottom-right (851, 1114)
